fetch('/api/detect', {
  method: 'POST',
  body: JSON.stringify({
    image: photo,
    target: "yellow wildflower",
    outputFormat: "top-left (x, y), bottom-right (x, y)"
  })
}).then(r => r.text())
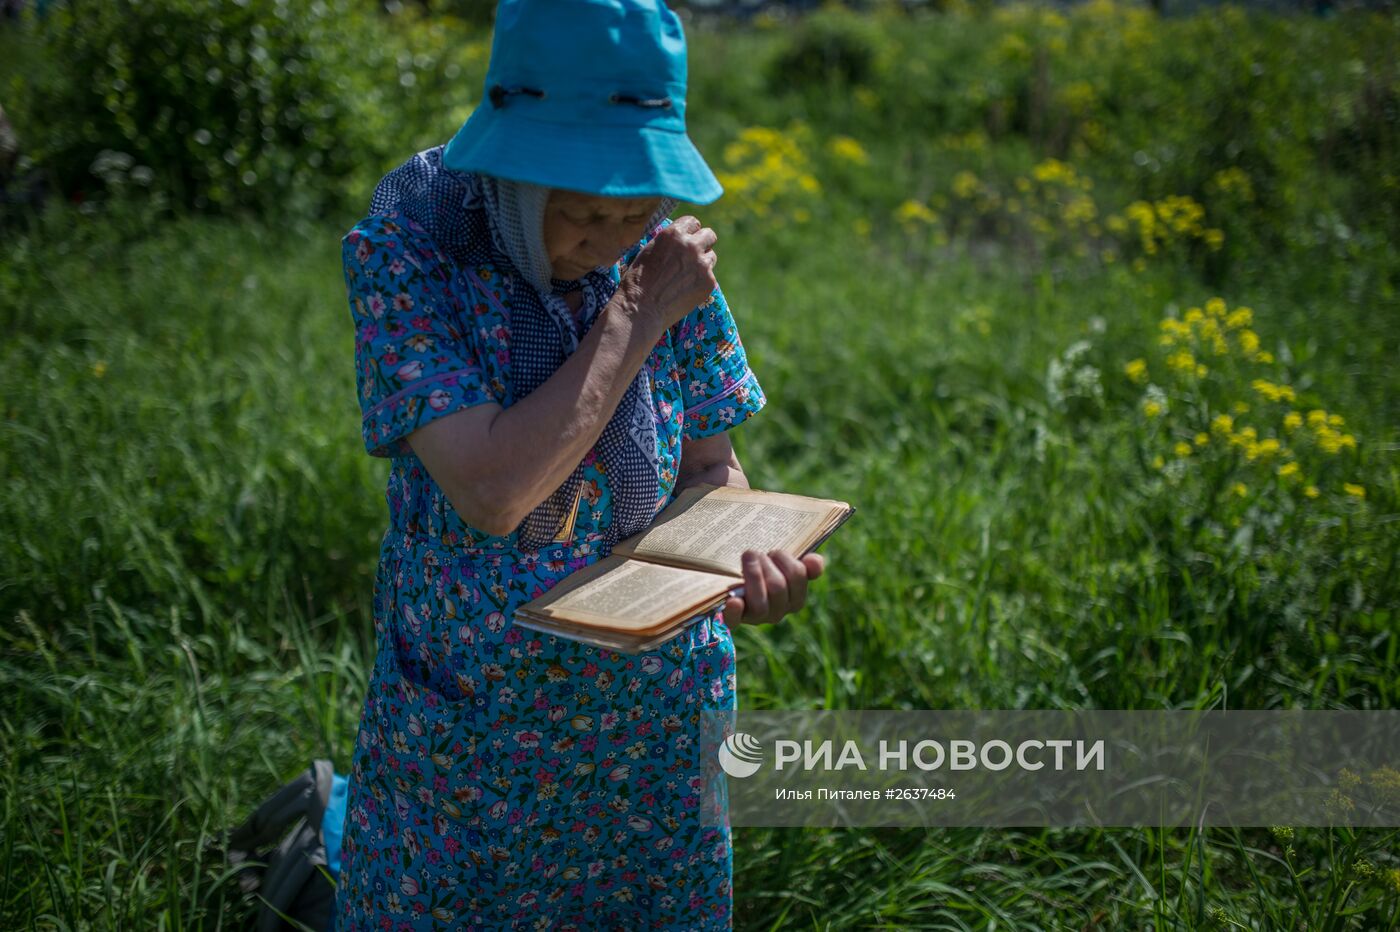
top-left (1304, 485), bottom-right (1320, 499)
top-left (1195, 364), bottom-right (1208, 378)
top-left (1152, 455), bottom-right (1165, 469)
top-left (1283, 412), bottom-right (1302, 431)
top-left (1194, 433), bottom-right (1209, 447)
top-left (1307, 409), bottom-right (1328, 426)
top-left (1231, 482), bottom-right (1248, 497)
top-left (1246, 438), bottom-right (1281, 461)
top-left (952, 171), bottom-right (980, 199)
top-left (1167, 350), bottom-right (1197, 372)
top-left (1229, 426), bottom-right (1258, 448)
top-left (827, 136), bottom-right (869, 165)
top-left (895, 199), bottom-right (937, 225)
top-left (1124, 358), bottom-right (1148, 383)
top-left (1250, 380), bottom-right (1295, 404)
top-left (1063, 195), bottom-right (1096, 225)
top-left (1204, 297), bottom-right (1227, 317)
top-left (1343, 483), bottom-right (1365, 499)
top-left (1237, 329), bottom-right (1260, 355)
top-left (1204, 229), bottom-right (1225, 250)
top-left (1225, 306), bottom-right (1253, 329)
top-left (1328, 413), bottom-right (1344, 427)
top-left (1184, 307), bottom-right (1204, 325)
top-left (1212, 414), bottom-right (1234, 434)
top-left (1277, 462), bottom-right (1300, 479)
top-left (1143, 400), bottom-right (1163, 418)
top-left (1317, 429), bottom-right (1345, 454)
top-left (1233, 401), bottom-right (1250, 414)
top-left (1174, 441), bottom-right (1192, 457)
top-left (1210, 168), bottom-right (1254, 201)
top-left (1256, 351), bottom-right (1274, 364)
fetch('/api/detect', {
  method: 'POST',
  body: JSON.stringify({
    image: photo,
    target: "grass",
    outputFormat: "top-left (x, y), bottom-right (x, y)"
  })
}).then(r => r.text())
top-left (3, 0), bottom-right (1399, 928)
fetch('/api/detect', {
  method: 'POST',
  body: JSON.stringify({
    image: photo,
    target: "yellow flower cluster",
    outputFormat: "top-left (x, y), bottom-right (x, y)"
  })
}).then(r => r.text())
top-left (895, 199), bottom-right (938, 226)
top-left (1301, 409), bottom-right (1357, 454)
top-left (994, 32), bottom-right (1033, 64)
top-left (1209, 167), bottom-right (1254, 202)
top-left (1158, 297), bottom-right (1270, 363)
top-left (1031, 158), bottom-right (1087, 187)
top-left (1057, 80), bottom-right (1099, 117)
top-left (1116, 195), bottom-right (1224, 256)
top-left (1166, 349), bottom-right (1207, 378)
top-left (1251, 379), bottom-right (1295, 403)
top-left (1137, 296), bottom-right (1366, 503)
top-left (716, 123), bottom-right (821, 222)
top-left (925, 152), bottom-right (1248, 269)
top-left (952, 170), bottom-right (981, 199)
top-left (827, 135), bottom-right (869, 166)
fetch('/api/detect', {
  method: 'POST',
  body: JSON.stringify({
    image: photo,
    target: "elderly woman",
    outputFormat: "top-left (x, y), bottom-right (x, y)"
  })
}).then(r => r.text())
top-left (335, 1), bottom-right (826, 928)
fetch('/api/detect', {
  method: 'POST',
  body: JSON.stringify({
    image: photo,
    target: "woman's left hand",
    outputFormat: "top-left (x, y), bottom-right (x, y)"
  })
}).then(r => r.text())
top-left (723, 549), bottom-right (826, 627)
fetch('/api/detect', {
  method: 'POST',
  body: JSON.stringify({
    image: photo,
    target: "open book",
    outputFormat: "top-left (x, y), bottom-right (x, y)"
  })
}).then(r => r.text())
top-left (512, 483), bottom-right (855, 653)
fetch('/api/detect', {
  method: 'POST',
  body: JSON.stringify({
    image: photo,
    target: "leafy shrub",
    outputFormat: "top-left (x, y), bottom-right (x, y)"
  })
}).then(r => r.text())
top-left (765, 7), bottom-right (886, 90)
top-left (19, 0), bottom-right (392, 215)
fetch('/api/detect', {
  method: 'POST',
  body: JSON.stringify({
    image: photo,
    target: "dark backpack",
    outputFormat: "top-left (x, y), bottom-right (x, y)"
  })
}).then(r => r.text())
top-left (224, 759), bottom-right (348, 932)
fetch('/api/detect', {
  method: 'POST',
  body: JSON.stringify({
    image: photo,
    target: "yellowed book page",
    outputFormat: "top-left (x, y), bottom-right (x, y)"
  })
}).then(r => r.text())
top-left (614, 484), bottom-right (838, 577)
top-left (525, 554), bottom-right (735, 633)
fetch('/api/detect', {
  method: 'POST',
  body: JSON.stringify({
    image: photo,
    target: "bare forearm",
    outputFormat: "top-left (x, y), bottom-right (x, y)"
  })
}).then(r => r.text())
top-left (483, 295), bottom-right (665, 525)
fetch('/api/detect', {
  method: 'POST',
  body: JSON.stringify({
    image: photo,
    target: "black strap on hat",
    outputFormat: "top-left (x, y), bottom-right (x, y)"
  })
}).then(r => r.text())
top-left (489, 84), bottom-right (546, 108)
top-left (609, 92), bottom-right (672, 109)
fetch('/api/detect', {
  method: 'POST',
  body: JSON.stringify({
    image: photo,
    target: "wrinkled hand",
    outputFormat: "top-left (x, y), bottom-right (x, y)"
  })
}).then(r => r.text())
top-left (618, 215), bottom-right (718, 333)
top-left (723, 549), bottom-right (826, 627)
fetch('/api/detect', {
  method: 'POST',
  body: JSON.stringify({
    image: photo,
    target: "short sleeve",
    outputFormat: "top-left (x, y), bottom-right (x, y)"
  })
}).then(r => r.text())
top-left (621, 218), bottom-right (767, 441)
top-left (671, 284), bottom-right (768, 440)
top-left (343, 214), bottom-right (497, 458)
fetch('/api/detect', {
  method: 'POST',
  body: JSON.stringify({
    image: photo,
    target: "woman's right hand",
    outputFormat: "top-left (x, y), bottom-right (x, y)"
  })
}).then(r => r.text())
top-left (615, 215), bottom-right (718, 333)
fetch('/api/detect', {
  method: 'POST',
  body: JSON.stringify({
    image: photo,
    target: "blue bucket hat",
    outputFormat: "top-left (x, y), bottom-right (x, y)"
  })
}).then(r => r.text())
top-left (441, 0), bottom-right (723, 206)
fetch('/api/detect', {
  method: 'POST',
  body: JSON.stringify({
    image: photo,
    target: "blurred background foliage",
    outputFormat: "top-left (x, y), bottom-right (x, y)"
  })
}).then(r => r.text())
top-left (2, 0), bottom-right (1399, 927)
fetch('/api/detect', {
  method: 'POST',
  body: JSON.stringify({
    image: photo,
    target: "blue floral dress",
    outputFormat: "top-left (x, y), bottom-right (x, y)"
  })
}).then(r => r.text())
top-left (335, 175), bottom-right (766, 930)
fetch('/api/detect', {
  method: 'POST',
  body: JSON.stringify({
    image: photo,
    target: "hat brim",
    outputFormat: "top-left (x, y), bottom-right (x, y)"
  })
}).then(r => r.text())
top-left (441, 107), bottom-right (724, 206)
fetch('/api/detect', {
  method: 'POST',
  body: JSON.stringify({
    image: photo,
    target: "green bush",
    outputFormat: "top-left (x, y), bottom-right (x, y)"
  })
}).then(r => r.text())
top-left (19, 0), bottom-right (392, 215)
top-left (765, 7), bottom-right (886, 91)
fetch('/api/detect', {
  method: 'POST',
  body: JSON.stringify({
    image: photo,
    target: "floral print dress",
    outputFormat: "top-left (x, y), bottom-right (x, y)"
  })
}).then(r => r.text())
top-left (335, 184), bottom-right (766, 931)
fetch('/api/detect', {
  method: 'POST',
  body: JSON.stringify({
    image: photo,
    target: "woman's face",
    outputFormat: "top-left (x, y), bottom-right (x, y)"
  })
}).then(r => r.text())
top-left (542, 189), bottom-right (663, 280)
